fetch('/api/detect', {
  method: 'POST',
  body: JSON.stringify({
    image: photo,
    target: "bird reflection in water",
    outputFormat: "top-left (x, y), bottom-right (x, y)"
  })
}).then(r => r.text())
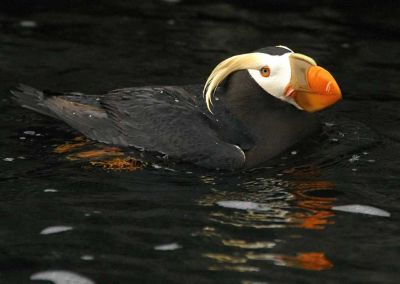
top-left (53, 136), bottom-right (142, 171)
top-left (198, 166), bottom-right (336, 272)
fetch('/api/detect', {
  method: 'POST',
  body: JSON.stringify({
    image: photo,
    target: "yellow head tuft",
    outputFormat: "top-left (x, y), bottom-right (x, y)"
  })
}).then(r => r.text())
top-left (203, 53), bottom-right (265, 112)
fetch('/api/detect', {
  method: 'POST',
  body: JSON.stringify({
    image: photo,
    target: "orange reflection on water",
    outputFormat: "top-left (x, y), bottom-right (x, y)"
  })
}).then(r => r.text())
top-left (66, 147), bottom-right (123, 160)
top-left (289, 180), bottom-right (337, 230)
top-left (54, 137), bottom-right (142, 171)
top-left (204, 251), bottom-right (333, 271)
top-left (246, 252), bottom-right (333, 271)
top-left (89, 157), bottom-right (142, 171)
top-left (54, 136), bottom-right (89, 153)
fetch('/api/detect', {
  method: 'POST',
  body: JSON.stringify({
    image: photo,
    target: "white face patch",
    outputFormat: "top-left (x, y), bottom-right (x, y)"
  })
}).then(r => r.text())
top-left (247, 52), bottom-right (298, 107)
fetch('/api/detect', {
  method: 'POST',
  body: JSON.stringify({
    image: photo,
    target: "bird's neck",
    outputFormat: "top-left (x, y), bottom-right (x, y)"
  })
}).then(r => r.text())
top-left (221, 70), bottom-right (320, 167)
top-left (222, 70), bottom-right (302, 135)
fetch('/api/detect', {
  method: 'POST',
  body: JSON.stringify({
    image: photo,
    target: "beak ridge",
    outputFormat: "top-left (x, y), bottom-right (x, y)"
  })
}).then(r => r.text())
top-left (288, 54), bottom-right (342, 112)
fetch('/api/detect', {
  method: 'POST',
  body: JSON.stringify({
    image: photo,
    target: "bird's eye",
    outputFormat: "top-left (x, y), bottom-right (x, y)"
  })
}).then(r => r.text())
top-left (260, 66), bottom-right (271, 77)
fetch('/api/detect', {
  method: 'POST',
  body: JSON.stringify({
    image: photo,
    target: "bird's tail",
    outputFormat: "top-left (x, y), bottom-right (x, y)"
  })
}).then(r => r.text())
top-left (10, 84), bottom-right (57, 118)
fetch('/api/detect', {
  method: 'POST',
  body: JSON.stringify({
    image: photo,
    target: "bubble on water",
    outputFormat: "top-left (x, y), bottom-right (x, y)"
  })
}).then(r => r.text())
top-left (40, 226), bottom-right (73, 235)
top-left (290, 151), bottom-right (297, 155)
top-left (3, 157), bottom-right (14, 162)
top-left (332, 204), bottom-right (390, 217)
top-left (19, 136), bottom-right (26, 140)
top-left (154, 243), bottom-right (182, 251)
top-left (30, 270), bottom-right (94, 284)
top-left (44, 188), bottom-right (58, 193)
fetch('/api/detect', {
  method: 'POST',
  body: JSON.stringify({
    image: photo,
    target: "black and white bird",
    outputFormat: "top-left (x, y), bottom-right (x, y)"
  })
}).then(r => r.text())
top-left (11, 46), bottom-right (341, 170)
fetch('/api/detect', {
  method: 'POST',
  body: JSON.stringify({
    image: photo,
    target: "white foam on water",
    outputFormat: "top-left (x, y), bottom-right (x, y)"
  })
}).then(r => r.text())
top-left (30, 270), bottom-right (94, 284)
top-left (44, 188), bottom-right (58, 193)
top-left (81, 255), bottom-right (95, 261)
top-left (332, 204), bottom-right (391, 217)
top-left (23, 130), bottom-right (36, 135)
top-left (40, 226), bottom-right (73, 235)
top-left (19, 20), bottom-right (38, 28)
top-left (154, 243), bottom-right (182, 251)
top-left (162, 0), bottom-right (181, 3)
top-left (217, 200), bottom-right (270, 211)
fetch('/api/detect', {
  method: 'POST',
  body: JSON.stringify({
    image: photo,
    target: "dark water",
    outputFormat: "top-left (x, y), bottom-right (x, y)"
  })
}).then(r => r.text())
top-left (1, 1), bottom-right (400, 283)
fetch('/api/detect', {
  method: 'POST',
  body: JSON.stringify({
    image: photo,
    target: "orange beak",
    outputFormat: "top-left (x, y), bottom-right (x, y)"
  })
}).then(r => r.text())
top-left (286, 53), bottom-right (342, 112)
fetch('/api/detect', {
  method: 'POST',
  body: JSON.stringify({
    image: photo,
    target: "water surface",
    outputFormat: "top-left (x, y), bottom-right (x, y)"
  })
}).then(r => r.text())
top-left (0, 1), bottom-right (399, 283)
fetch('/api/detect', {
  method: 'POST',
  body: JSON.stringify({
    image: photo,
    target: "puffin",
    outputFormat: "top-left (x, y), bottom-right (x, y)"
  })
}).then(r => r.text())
top-left (11, 46), bottom-right (341, 170)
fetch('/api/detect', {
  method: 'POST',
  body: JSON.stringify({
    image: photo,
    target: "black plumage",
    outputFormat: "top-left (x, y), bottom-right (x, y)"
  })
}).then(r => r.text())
top-left (11, 47), bottom-right (321, 170)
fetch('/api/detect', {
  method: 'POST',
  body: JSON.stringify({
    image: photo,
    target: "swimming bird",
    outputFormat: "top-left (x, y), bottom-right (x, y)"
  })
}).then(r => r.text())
top-left (11, 46), bottom-right (341, 170)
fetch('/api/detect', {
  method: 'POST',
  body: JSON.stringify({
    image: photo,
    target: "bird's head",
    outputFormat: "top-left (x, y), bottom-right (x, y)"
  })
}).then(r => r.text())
top-left (204, 46), bottom-right (342, 113)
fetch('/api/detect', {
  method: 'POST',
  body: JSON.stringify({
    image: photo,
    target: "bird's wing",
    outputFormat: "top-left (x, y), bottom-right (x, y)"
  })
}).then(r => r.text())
top-left (38, 86), bottom-right (244, 169)
top-left (42, 92), bottom-right (123, 145)
top-left (99, 86), bottom-right (245, 169)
